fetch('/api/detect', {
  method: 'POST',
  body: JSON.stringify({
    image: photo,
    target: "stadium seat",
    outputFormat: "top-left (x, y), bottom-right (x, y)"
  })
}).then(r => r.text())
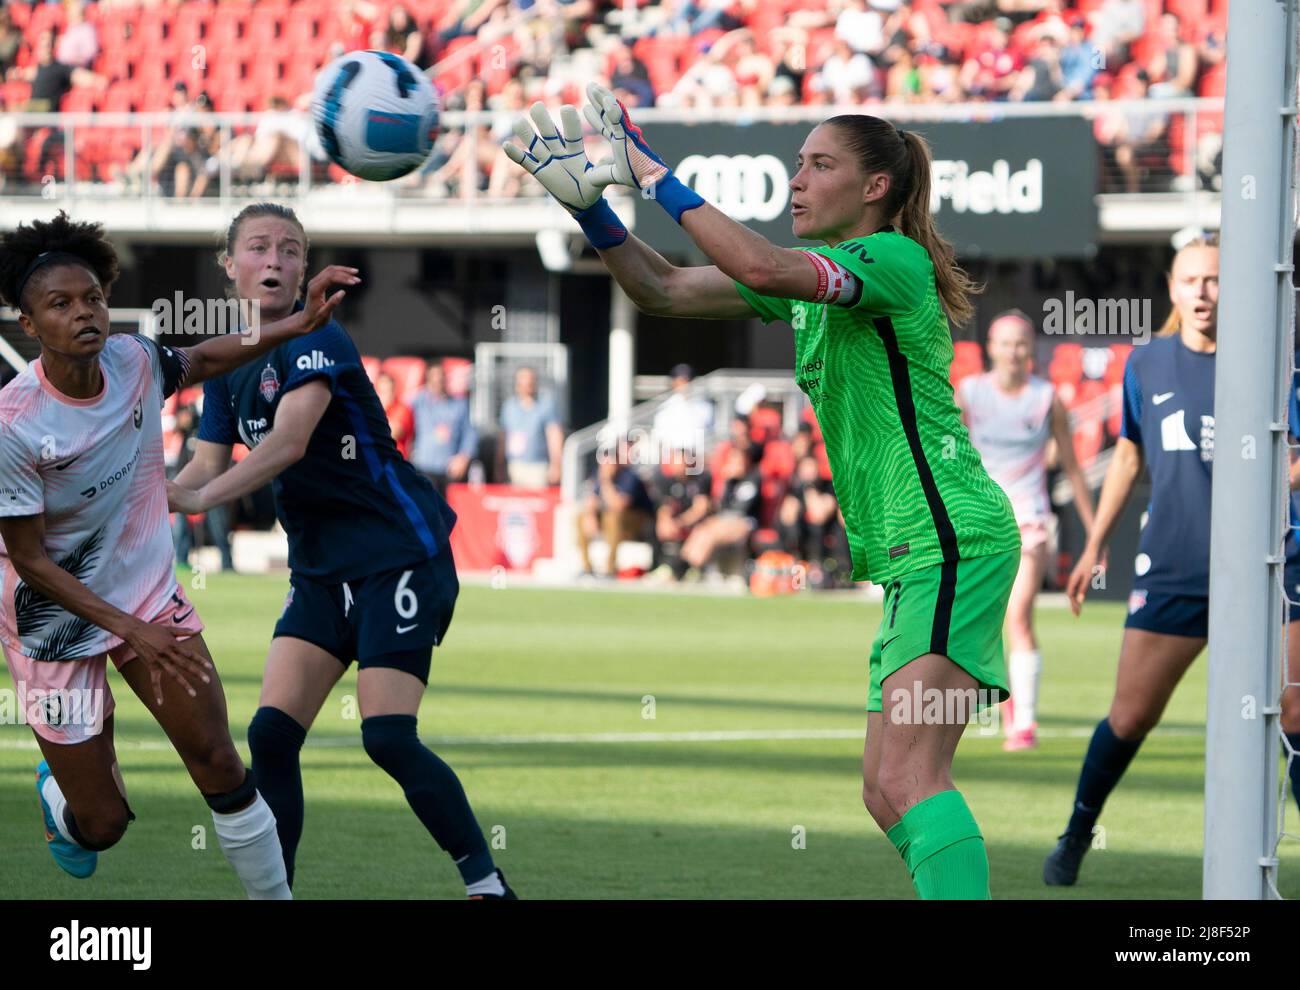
top-left (381, 356), bottom-right (429, 401)
top-left (1105, 344), bottom-right (1133, 385)
top-left (760, 439), bottom-right (795, 480)
top-left (1166, 0), bottom-right (1208, 23)
top-left (443, 357), bottom-right (472, 398)
top-left (749, 406), bottom-right (782, 443)
top-left (361, 355), bottom-right (382, 384)
top-left (27, 2), bottom-right (65, 39)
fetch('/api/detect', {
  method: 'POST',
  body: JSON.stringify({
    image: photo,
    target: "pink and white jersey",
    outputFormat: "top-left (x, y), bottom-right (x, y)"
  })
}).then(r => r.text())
top-left (0, 333), bottom-right (191, 661)
top-left (960, 371), bottom-right (1056, 524)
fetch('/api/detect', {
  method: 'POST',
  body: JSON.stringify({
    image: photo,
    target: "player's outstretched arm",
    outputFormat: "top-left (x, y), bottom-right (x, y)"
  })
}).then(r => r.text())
top-left (167, 380), bottom-right (331, 514)
top-left (172, 439), bottom-right (233, 493)
top-left (583, 83), bottom-right (827, 304)
top-left (1065, 436), bottom-right (1143, 615)
top-left (177, 265), bottom-right (360, 387)
top-left (596, 233), bottom-right (758, 319)
top-left (1050, 394), bottom-right (1097, 535)
top-left (0, 514), bottom-right (212, 704)
top-left (500, 97), bottom-right (755, 320)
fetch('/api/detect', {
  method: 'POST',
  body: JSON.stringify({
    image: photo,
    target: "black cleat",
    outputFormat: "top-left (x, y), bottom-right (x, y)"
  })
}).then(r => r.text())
top-left (468, 868), bottom-right (518, 900)
top-left (1043, 831), bottom-right (1092, 886)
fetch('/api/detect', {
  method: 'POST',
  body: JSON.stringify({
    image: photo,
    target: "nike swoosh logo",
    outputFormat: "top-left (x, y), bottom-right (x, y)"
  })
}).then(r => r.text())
top-left (1153, 392), bottom-right (1175, 405)
top-left (396, 623), bottom-right (418, 634)
top-left (53, 453), bottom-right (84, 471)
top-left (882, 634), bottom-right (901, 650)
top-left (172, 607), bottom-right (195, 624)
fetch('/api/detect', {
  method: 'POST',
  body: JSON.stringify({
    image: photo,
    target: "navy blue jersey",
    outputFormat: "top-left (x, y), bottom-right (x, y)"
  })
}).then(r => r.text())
top-left (1288, 360), bottom-right (1300, 562)
top-left (196, 318), bottom-right (455, 583)
top-left (1119, 334), bottom-right (1215, 595)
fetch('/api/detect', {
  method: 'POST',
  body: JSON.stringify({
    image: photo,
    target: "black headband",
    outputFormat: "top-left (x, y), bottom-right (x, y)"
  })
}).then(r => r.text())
top-left (15, 250), bottom-right (86, 307)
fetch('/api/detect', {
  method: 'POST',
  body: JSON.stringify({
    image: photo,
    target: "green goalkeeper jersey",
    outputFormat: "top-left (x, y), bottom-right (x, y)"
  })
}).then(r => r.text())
top-left (734, 226), bottom-right (1020, 584)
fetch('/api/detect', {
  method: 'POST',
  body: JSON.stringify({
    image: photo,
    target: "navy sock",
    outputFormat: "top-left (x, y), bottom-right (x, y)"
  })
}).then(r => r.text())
top-left (361, 714), bottom-right (495, 885)
top-left (1287, 732), bottom-right (1300, 814)
top-left (247, 706), bottom-right (306, 889)
top-left (1066, 718), bottom-right (1143, 838)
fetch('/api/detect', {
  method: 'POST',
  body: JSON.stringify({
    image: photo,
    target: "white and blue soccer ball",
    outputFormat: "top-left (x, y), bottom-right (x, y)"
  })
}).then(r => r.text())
top-left (311, 50), bottom-right (441, 182)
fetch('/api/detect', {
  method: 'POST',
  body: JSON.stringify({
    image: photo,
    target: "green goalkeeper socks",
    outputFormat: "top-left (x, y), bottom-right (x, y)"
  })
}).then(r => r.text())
top-left (885, 818), bottom-right (911, 863)
top-left (900, 789), bottom-right (990, 900)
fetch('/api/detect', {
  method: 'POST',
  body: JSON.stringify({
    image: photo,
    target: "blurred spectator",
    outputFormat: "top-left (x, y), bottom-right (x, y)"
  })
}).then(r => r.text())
top-left (436, 0), bottom-right (508, 50)
top-left (0, 6), bottom-right (23, 78)
top-left (958, 19), bottom-right (1021, 99)
top-left (652, 363), bottom-right (713, 459)
top-left (376, 3), bottom-right (425, 65)
top-left (376, 372), bottom-right (415, 459)
top-left (815, 40), bottom-right (878, 103)
top-left (669, 443), bottom-right (762, 581)
top-left (55, 0), bottom-right (98, 70)
top-left (777, 454), bottom-right (847, 585)
top-left (7, 30), bottom-right (106, 111)
top-left (1095, 70), bottom-right (1169, 193)
top-left (335, 0), bottom-right (381, 52)
top-left (1009, 36), bottom-right (1062, 102)
top-left (577, 458), bottom-right (655, 575)
top-left (648, 455), bottom-right (713, 582)
top-left (1146, 13), bottom-right (1197, 97)
top-left (1057, 15), bottom-right (1100, 101)
top-left (159, 125), bottom-right (207, 198)
top-left (216, 94), bottom-right (322, 185)
top-left (1089, 0), bottom-right (1145, 63)
top-left (609, 40), bottom-right (655, 108)
top-left (836, 0), bottom-right (886, 55)
top-left (410, 363), bottom-right (477, 493)
top-left (499, 366), bottom-right (563, 488)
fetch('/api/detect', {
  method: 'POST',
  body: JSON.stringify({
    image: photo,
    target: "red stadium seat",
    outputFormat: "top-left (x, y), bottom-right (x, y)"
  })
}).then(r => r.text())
top-left (1105, 344), bottom-right (1133, 385)
top-left (245, 10), bottom-right (282, 50)
top-left (749, 406), bottom-right (782, 443)
top-left (1107, 382), bottom-right (1124, 439)
top-left (361, 355), bottom-right (382, 384)
top-left (27, 2), bottom-right (65, 39)
top-left (381, 356), bottom-right (429, 402)
top-left (7, 2), bottom-right (31, 31)
top-left (760, 439), bottom-right (795, 480)
top-left (1166, 0), bottom-right (1208, 23)
top-left (442, 357), bottom-right (472, 398)
top-left (1127, 30), bottom-right (1163, 69)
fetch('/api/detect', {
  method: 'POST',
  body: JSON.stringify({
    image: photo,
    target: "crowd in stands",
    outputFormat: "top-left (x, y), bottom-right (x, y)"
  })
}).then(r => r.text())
top-left (0, 0), bottom-right (1229, 195)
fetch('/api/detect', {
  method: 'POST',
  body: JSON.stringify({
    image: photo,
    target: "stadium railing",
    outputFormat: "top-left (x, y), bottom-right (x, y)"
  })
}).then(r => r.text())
top-left (0, 98), bottom-right (1225, 238)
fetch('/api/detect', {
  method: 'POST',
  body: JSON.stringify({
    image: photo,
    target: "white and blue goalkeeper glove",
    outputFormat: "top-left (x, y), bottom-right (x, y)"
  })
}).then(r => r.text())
top-left (583, 82), bottom-right (705, 223)
top-left (502, 102), bottom-right (629, 249)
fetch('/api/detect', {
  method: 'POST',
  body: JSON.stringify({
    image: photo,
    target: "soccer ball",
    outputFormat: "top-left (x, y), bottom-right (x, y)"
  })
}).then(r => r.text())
top-left (311, 50), bottom-right (441, 182)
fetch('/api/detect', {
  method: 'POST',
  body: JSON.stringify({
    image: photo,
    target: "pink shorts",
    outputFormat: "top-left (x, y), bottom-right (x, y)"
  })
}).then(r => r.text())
top-left (2, 587), bottom-right (204, 745)
top-left (1018, 518), bottom-right (1051, 553)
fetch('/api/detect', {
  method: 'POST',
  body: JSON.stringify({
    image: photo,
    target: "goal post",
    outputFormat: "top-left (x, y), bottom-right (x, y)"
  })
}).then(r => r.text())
top-left (1205, 0), bottom-right (1299, 899)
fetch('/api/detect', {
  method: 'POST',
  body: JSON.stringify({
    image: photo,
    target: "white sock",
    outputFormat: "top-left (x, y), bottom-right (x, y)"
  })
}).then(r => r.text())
top-left (465, 869), bottom-right (505, 897)
top-left (211, 792), bottom-right (292, 900)
top-left (41, 774), bottom-right (80, 846)
top-left (1008, 649), bottom-right (1042, 731)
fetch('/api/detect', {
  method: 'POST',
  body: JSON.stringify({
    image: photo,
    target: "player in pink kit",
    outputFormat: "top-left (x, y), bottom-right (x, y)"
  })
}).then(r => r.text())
top-left (958, 311), bottom-right (1095, 750)
top-left (0, 212), bottom-right (358, 895)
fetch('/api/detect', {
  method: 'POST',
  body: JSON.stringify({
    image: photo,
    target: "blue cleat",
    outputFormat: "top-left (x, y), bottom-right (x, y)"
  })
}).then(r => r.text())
top-left (35, 761), bottom-right (96, 879)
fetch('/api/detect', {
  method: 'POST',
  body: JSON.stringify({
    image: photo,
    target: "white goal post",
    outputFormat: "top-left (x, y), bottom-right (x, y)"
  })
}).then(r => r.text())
top-left (1205, 0), bottom-right (1300, 899)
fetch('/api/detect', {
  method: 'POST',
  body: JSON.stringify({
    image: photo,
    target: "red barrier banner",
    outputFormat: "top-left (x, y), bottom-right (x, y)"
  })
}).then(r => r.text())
top-left (445, 484), bottom-right (561, 572)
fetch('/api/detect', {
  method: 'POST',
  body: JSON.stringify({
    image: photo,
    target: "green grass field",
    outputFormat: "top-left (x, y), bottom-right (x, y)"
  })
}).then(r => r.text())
top-left (3, 573), bottom-right (1295, 899)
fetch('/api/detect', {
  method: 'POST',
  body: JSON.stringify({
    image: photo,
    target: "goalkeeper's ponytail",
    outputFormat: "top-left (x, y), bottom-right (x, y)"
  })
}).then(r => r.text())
top-left (825, 116), bottom-right (982, 329)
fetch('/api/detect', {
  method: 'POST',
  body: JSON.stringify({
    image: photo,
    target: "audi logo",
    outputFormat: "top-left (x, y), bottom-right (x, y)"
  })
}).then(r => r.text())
top-left (675, 154), bottom-right (790, 223)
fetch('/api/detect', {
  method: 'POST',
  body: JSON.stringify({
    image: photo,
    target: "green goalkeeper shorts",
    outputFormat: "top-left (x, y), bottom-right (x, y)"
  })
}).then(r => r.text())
top-left (866, 548), bottom-right (1020, 713)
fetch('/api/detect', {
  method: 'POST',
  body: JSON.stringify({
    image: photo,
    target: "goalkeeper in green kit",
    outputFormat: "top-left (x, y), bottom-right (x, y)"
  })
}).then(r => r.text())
top-left (503, 86), bottom-right (1021, 899)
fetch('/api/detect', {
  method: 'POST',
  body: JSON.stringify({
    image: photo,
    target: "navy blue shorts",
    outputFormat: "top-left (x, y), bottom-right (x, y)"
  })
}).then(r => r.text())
top-left (1124, 587), bottom-right (1208, 638)
top-left (1286, 560), bottom-right (1300, 624)
top-left (273, 553), bottom-right (458, 684)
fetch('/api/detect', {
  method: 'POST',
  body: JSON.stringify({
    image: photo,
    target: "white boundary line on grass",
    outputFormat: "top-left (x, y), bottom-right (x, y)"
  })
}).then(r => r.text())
top-left (0, 724), bottom-right (1204, 751)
